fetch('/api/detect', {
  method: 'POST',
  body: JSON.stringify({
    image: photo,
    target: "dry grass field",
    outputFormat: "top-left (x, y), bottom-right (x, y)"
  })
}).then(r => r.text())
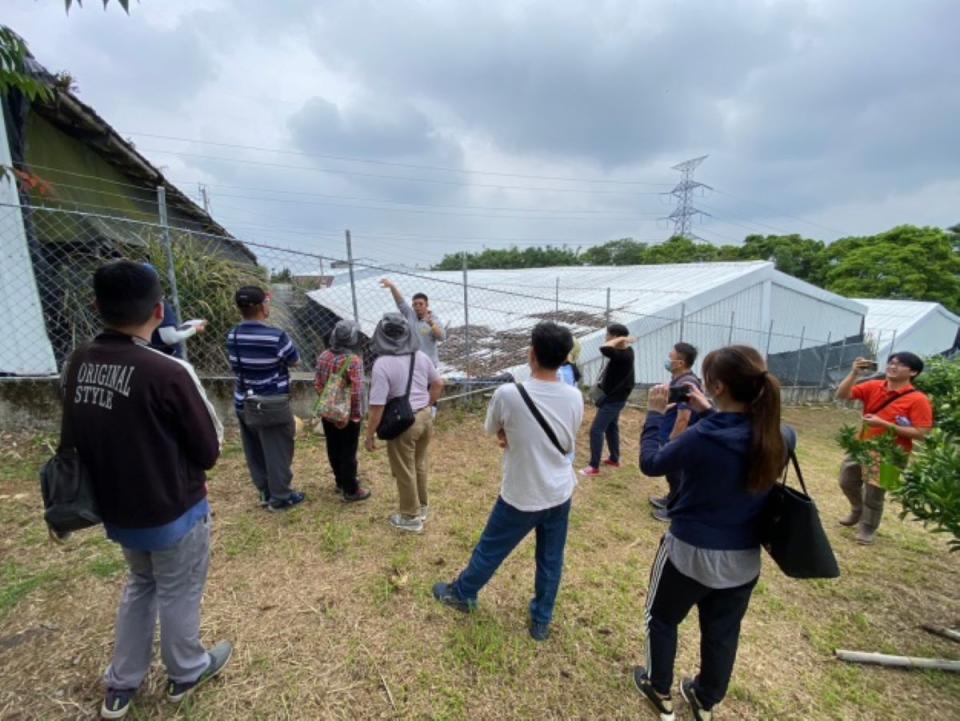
top-left (0, 404), bottom-right (958, 720)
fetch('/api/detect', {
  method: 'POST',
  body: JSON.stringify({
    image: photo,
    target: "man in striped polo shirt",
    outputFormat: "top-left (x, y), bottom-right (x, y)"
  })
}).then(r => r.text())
top-left (226, 286), bottom-right (305, 511)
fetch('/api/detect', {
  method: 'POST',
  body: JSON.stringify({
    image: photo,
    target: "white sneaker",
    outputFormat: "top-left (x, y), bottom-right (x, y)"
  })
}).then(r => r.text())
top-left (389, 513), bottom-right (424, 533)
top-left (418, 505), bottom-right (429, 522)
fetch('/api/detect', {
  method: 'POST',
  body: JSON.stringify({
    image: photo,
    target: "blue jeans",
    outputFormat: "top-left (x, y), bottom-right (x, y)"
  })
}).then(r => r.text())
top-left (451, 496), bottom-right (571, 625)
top-left (589, 399), bottom-right (626, 468)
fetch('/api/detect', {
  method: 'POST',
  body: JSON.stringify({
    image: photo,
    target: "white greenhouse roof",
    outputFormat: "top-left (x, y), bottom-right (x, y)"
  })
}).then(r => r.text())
top-left (310, 261), bottom-right (862, 337)
top-left (858, 298), bottom-right (960, 358)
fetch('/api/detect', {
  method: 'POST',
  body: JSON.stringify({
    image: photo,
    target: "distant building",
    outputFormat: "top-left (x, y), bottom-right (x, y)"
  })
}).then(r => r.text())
top-left (858, 298), bottom-right (960, 359)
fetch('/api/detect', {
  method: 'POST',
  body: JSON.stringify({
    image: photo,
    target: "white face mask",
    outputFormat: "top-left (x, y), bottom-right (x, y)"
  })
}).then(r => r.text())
top-left (664, 358), bottom-right (674, 372)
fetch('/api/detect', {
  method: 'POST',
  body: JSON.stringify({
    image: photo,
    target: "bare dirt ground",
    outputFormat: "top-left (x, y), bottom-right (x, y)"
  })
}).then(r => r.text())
top-left (0, 404), bottom-right (958, 720)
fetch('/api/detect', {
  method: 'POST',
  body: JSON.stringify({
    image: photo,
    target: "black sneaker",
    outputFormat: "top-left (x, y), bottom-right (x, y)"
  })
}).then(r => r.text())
top-left (432, 582), bottom-right (475, 613)
top-left (268, 491), bottom-right (306, 512)
top-left (343, 487), bottom-right (372, 503)
top-left (680, 678), bottom-right (713, 721)
top-left (649, 495), bottom-right (669, 510)
top-left (100, 688), bottom-right (135, 719)
top-left (258, 489), bottom-right (270, 507)
top-left (529, 621), bottom-right (550, 642)
top-left (651, 507), bottom-right (670, 523)
top-left (633, 666), bottom-right (675, 720)
top-left (167, 641), bottom-right (233, 703)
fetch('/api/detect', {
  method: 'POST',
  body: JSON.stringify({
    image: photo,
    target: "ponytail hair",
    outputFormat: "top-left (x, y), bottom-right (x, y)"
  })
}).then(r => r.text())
top-left (701, 345), bottom-right (786, 493)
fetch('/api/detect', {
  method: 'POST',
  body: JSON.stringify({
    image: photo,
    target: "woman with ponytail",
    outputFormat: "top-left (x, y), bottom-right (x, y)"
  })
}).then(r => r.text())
top-left (631, 345), bottom-right (789, 721)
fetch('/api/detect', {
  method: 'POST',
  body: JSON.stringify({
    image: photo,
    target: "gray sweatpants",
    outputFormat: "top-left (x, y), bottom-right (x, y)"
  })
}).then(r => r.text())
top-left (104, 516), bottom-right (211, 690)
top-left (237, 413), bottom-right (295, 500)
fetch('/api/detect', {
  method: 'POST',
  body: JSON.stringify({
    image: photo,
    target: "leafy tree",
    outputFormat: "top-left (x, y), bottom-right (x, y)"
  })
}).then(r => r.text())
top-left (824, 226), bottom-right (960, 313)
top-left (580, 238), bottom-right (648, 265)
top-left (644, 236), bottom-right (720, 264)
top-left (0, 27), bottom-right (52, 101)
top-left (270, 266), bottom-right (293, 283)
top-left (733, 234), bottom-right (828, 285)
top-left (433, 245), bottom-right (580, 271)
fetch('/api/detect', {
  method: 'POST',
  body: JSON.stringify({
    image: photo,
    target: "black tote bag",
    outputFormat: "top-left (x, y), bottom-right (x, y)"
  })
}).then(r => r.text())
top-left (761, 450), bottom-right (841, 580)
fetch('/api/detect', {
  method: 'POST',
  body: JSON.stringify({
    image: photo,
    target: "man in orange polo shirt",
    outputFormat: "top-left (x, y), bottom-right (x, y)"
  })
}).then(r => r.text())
top-left (835, 352), bottom-right (934, 544)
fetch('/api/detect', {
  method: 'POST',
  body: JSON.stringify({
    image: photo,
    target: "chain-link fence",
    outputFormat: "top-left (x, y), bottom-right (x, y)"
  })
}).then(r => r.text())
top-left (2, 200), bottom-right (874, 391)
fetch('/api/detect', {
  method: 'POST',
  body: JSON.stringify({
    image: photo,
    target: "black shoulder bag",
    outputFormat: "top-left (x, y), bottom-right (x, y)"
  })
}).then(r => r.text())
top-left (514, 382), bottom-right (569, 456)
top-left (40, 346), bottom-right (101, 540)
top-left (761, 449), bottom-right (841, 580)
top-left (377, 353), bottom-right (417, 440)
top-left (233, 328), bottom-right (292, 429)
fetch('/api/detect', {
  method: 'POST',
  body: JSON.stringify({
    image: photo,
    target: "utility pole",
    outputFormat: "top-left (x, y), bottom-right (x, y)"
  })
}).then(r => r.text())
top-left (662, 155), bottom-right (711, 240)
top-left (198, 183), bottom-right (211, 214)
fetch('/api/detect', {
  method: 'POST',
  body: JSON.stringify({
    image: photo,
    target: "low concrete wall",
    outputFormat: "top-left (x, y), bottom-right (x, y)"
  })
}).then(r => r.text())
top-left (0, 376), bottom-right (847, 434)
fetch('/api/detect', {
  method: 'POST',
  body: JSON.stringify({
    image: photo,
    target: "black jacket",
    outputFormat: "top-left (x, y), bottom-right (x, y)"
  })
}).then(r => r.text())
top-left (599, 346), bottom-right (635, 402)
top-left (63, 331), bottom-right (222, 529)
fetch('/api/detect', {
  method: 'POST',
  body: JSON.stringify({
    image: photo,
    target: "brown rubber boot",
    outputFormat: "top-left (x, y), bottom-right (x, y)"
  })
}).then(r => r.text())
top-left (855, 484), bottom-right (886, 544)
top-left (838, 459), bottom-right (863, 527)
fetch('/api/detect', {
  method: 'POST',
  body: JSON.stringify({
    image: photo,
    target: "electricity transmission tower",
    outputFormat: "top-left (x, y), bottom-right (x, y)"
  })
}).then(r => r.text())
top-left (663, 154), bottom-right (712, 239)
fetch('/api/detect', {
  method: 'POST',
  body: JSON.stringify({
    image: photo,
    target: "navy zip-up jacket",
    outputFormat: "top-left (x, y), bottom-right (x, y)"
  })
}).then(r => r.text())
top-left (640, 409), bottom-right (771, 550)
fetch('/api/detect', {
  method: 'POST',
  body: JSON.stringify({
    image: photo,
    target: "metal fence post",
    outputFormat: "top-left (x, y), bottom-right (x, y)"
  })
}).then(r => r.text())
top-left (462, 252), bottom-right (470, 380)
top-left (605, 287), bottom-right (611, 325)
top-left (156, 186), bottom-right (187, 362)
top-left (679, 302), bottom-right (686, 339)
top-left (765, 318), bottom-right (774, 359)
top-left (819, 331), bottom-right (833, 388)
top-left (793, 325), bottom-right (806, 387)
top-left (344, 229), bottom-right (359, 323)
top-left (555, 276), bottom-right (560, 313)
top-left (889, 329), bottom-right (897, 355)
top-left (727, 311), bottom-right (735, 345)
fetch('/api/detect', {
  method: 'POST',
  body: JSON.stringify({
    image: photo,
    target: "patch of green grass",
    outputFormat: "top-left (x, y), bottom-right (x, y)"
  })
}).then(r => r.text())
top-left (319, 519), bottom-right (352, 555)
top-left (819, 663), bottom-right (885, 718)
top-left (87, 554), bottom-right (127, 579)
top-left (0, 562), bottom-right (64, 620)
top-left (221, 515), bottom-right (266, 558)
top-left (445, 613), bottom-right (524, 675)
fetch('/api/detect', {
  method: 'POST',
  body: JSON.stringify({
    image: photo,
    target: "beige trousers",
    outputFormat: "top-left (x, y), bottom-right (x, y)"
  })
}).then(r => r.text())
top-left (386, 407), bottom-right (434, 517)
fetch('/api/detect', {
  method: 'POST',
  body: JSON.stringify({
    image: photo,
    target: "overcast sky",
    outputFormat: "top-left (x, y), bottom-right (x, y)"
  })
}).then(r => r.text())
top-left (7, 0), bottom-right (960, 267)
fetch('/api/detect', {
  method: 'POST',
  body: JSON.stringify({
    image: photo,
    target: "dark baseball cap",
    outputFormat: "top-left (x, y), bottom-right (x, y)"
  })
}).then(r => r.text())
top-left (235, 285), bottom-right (267, 307)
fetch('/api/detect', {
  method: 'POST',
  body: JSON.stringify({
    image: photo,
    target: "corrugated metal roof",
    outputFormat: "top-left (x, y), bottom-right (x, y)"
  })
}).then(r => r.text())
top-left (310, 261), bottom-right (775, 336)
top-left (857, 298), bottom-right (959, 332)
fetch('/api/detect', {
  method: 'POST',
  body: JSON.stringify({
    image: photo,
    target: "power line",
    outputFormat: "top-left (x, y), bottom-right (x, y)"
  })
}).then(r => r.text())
top-left (712, 188), bottom-right (849, 237)
top-left (123, 131), bottom-right (673, 187)
top-left (135, 147), bottom-right (667, 196)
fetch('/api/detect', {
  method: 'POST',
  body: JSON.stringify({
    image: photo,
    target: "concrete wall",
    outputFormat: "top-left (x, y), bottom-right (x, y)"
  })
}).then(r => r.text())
top-left (0, 378), bottom-right (844, 434)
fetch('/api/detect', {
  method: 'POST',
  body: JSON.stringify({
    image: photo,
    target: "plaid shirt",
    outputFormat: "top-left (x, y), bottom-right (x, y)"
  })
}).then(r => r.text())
top-left (314, 350), bottom-right (364, 421)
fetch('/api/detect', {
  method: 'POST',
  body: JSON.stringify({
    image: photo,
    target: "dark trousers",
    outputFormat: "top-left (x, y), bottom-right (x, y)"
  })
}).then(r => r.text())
top-left (237, 413), bottom-right (295, 501)
top-left (645, 540), bottom-right (758, 709)
top-left (589, 399), bottom-right (626, 468)
top-left (321, 419), bottom-right (360, 495)
top-left (452, 497), bottom-right (571, 625)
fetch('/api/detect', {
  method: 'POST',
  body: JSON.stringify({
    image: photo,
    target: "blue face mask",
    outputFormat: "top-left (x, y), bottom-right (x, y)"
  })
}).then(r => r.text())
top-left (663, 358), bottom-right (674, 372)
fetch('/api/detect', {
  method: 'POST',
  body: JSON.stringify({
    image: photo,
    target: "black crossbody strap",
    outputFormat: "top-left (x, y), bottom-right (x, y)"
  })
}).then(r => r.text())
top-left (403, 352), bottom-right (416, 399)
top-left (58, 344), bottom-right (87, 453)
top-left (514, 382), bottom-right (568, 456)
top-left (866, 388), bottom-right (917, 416)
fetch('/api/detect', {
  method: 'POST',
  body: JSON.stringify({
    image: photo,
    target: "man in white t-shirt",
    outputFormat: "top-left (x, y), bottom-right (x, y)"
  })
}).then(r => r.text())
top-left (433, 321), bottom-right (584, 641)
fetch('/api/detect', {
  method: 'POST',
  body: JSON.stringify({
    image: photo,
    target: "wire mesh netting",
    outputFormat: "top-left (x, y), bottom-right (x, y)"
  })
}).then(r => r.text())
top-left (2, 201), bottom-right (877, 388)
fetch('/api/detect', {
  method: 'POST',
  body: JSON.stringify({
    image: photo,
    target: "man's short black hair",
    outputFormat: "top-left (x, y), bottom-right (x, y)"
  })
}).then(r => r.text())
top-left (674, 341), bottom-right (698, 368)
top-left (531, 321), bottom-right (574, 371)
top-left (888, 351), bottom-right (924, 376)
top-left (412, 292), bottom-right (429, 303)
top-left (606, 323), bottom-right (630, 338)
top-left (93, 260), bottom-right (162, 327)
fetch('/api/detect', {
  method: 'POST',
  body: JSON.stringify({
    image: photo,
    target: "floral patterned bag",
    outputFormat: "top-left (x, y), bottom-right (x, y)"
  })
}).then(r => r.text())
top-left (314, 355), bottom-right (353, 425)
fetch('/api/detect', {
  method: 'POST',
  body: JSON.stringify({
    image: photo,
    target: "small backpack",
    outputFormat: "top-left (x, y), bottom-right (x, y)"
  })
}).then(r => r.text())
top-left (40, 347), bottom-right (101, 540)
top-left (314, 354), bottom-right (354, 425)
